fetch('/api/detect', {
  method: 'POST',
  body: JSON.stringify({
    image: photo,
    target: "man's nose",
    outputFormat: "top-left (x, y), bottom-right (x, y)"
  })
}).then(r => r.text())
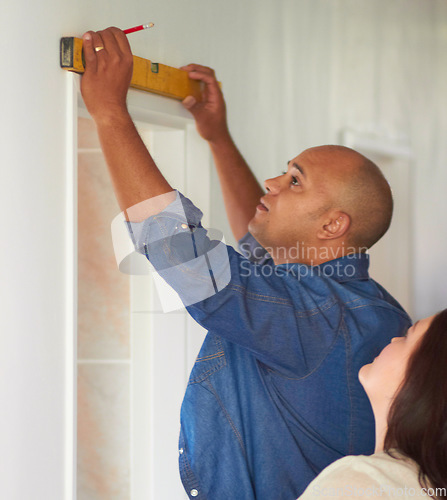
top-left (264, 176), bottom-right (281, 194)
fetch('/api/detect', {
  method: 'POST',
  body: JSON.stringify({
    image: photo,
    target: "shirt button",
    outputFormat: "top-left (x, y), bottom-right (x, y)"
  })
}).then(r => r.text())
top-left (190, 489), bottom-right (198, 497)
top-left (179, 448), bottom-right (184, 454)
top-left (181, 223), bottom-right (188, 229)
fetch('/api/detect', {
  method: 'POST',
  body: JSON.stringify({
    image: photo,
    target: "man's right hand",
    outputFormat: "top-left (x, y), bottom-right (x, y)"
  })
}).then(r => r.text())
top-left (81, 28), bottom-right (133, 125)
top-left (180, 64), bottom-right (230, 144)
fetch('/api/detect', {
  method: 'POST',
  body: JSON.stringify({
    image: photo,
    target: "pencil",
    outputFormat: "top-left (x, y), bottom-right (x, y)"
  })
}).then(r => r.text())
top-left (124, 23), bottom-right (155, 35)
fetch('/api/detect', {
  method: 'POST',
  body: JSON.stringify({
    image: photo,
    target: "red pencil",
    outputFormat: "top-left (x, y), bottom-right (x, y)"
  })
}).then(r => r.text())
top-left (124, 23), bottom-right (155, 35)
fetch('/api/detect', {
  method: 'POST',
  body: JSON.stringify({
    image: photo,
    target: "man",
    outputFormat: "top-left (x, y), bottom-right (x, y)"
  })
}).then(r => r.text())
top-left (81, 28), bottom-right (411, 499)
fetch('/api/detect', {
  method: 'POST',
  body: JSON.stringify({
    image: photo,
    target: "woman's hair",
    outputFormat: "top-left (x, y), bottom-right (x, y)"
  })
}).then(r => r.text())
top-left (384, 308), bottom-right (447, 496)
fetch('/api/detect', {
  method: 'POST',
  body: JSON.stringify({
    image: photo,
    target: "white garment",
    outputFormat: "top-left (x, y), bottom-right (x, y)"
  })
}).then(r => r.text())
top-left (299, 451), bottom-right (432, 499)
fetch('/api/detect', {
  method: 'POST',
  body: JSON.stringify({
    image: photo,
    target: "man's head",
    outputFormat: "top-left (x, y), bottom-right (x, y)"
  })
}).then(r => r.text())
top-left (248, 145), bottom-right (393, 265)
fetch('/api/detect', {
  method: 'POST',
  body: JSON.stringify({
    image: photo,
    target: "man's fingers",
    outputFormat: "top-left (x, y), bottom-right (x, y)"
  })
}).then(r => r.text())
top-left (181, 63), bottom-right (215, 76)
top-left (89, 31), bottom-right (107, 57)
top-left (108, 27), bottom-right (132, 56)
top-left (82, 32), bottom-right (99, 72)
top-left (187, 70), bottom-right (220, 90)
top-left (188, 70), bottom-right (223, 103)
top-left (99, 27), bottom-right (124, 56)
top-left (98, 28), bottom-right (121, 54)
top-left (182, 96), bottom-right (197, 110)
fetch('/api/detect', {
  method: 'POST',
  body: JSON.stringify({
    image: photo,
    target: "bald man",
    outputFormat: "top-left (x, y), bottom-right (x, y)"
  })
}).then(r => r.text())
top-left (239, 144), bottom-right (394, 267)
top-left (80, 28), bottom-right (411, 500)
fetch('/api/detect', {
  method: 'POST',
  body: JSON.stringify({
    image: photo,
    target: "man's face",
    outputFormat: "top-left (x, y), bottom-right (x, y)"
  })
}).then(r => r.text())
top-left (248, 146), bottom-right (359, 264)
top-left (248, 147), bottom-right (341, 263)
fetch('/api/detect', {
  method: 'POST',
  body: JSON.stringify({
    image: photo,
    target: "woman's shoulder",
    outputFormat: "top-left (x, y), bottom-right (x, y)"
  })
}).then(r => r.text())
top-left (340, 449), bottom-right (418, 471)
top-left (299, 451), bottom-right (424, 499)
top-left (316, 449), bottom-right (417, 472)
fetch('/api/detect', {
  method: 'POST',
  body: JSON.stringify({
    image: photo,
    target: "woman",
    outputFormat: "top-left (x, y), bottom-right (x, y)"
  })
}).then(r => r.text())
top-left (300, 309), bottom-right (447, 499)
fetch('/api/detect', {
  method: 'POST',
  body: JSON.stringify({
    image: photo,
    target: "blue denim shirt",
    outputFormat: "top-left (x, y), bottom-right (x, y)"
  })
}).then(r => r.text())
top-left (125, 192), bottom-right (411, 500)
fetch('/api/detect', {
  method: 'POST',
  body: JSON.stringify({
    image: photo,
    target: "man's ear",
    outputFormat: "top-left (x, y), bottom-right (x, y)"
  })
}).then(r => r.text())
top-left (317, 212), bottom-right (351, 240)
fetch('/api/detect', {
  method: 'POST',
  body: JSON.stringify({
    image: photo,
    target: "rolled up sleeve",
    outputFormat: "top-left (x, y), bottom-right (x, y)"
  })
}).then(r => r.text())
top-left (115, 190), bottom-right (231, 307)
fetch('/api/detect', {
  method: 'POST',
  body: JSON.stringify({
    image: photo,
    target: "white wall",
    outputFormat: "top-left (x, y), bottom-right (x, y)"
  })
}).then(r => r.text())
top-left (1, 0), bottom-right (447, 498)
top-left (327, 0), bottom-right (447, 319)
top-left (1, 1), bottom-right (81, 499)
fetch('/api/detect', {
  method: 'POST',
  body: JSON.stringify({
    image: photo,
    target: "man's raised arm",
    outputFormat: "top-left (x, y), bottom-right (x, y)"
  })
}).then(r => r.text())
top-left (80, 27), bottom-right (263, 237)
top-left (80, 28), bottom-right (174, 220)
top-left (180, 64), bottom-right (264, 241)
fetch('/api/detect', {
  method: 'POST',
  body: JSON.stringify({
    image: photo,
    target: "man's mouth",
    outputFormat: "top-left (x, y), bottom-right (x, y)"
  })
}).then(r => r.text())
top-left (257, 198), bottom-right (269, 212)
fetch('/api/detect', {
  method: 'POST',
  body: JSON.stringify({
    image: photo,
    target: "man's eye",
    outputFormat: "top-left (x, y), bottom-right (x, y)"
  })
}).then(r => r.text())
top-left (281, 171), bottom-right (300, 186)
top-left (291, 176), bottom-right (300, 186)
